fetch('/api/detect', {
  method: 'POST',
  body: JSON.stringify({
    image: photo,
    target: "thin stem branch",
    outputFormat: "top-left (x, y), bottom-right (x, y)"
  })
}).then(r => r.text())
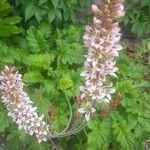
top-left (47, 97), bottom-right (87, 139)
top-left (48, 121), bottom-right (87, 139)
top-left (58, 99), bottom-right (73, 134)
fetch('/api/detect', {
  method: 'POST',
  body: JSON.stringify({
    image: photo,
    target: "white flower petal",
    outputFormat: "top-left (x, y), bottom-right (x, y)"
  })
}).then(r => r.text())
top-left (85, 112), bottom-right (91, 121)
top-left (78, 108), bottom-right (86, 114)
top-left (102, 98), bottom-right (110, 103)
top-left (110, 88), bottom-right (116, 93)
top-left (80, 93), bottom-right (86, 99)
top-left (107, 94), bottom-right (111, 100)
top-left (115, 44), bottom-right (122, 51)
top-left (91, 107), bottom-right (96, 113)
top-left (86, 102), bottom-right (92, 107)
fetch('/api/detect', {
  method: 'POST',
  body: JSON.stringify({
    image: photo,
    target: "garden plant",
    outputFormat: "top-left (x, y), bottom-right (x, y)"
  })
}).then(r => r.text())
top-left (0, 0), bottom-right (150, 150)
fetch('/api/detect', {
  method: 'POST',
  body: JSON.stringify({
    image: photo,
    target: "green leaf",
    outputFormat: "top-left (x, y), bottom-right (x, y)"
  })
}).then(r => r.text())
top-left (23, 71), bottom-right (44, 83)
top-left (87, 120), bottom-right (110, 150)
top-left (23, 53), bottom-right (53, 70)
top-left (59, 74), bottom-right (73, 90)
top-left (0, 0), bottom-right (11, 18)
top-left (51, 0), bottom-right (59, 8)
top-left (123, 16), bottom-right (129, 26)
top-left (25, 3), bottom-right (36, 21)
top-left (39, 0), bottom-right (48, 5)
top-left (44, 80), bottom-right (59, 96)
top-left (7, 130), bottom-right (22, 150)
top-left (87, 119), bottom-right (99, 130)
top-left (0, 0), bottom-right (22, 37)
top-left (26, 26), bottom-right (49, 53)
top-left (48, 9), bottom-right (55, 23)
top-left (0, 105), bottom-right (10, 132)
top-left (3, 16), bottom-right (21, 25)
top-left (54, 102), bottom-right (68, 131)
top-left (28, 140), bottom-right (49, 150)
top-left (57, 26), bottom-right (84, 65)
top-left (113, 121), bottom-right (134, 150)
top-left (59, 44), bottom-right (84, 65)
top-left (56, 9), bottom-right (62, 20)
top-left (32, 91), bottom-right (51, 115)
top-left (34, 7), bottom-right (43, 23)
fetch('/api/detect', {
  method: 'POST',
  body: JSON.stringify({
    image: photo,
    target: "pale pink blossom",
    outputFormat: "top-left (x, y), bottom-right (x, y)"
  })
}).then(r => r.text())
top-left (78, 0), bottom-right (125, 121)
top-left (0, 66), bottom-right (49, 143)
top-left (78, 102), bottom-right (96, 121)
top-left (91, 4), bottom-right (100, 16)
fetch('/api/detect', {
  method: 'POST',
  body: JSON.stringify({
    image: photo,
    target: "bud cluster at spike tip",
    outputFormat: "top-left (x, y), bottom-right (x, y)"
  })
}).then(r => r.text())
top-left (0, 66), bottom-right (49, 143)
top-left (78, 0), bottom-right (125, 121)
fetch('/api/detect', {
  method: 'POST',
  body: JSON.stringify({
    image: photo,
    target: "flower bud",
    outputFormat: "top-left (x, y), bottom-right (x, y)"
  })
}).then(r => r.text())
top-left (106, 18), bottom-right (112, 24)
top-left (117, 0), bottom-right (125, 3)
top-left (93, 17), bottom-right (101, 28)
top-left (101, 0), bottom-right (110, 4)
top-left (100, 28), bottom-right (107, 33)
top-left (91, 4), bottom-right (100, 16)
top-left (104, 9), bottom-right (110, 16)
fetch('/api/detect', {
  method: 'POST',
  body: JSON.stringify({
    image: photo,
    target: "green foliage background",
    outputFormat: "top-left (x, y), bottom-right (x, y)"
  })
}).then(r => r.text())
top-left (0, 0), bottom-right (150, 150)
top-left (122, 0), bottom-right (150, 37)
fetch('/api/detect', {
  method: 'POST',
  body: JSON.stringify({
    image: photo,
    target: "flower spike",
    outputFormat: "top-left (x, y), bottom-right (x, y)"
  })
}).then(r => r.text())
top-left (0, 66), bottom-right (49, 143)
top-left (78, 0), bottom-right (125, 121)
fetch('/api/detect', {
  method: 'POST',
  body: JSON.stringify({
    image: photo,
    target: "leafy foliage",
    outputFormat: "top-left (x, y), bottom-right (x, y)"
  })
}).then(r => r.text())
top-left (11, 0), bottom-right (92, 25)
top-left (0, 22), bottom-right (85, 149)
top-left (85, 52), bottom-right (150, 150)
top-left (113, 121), bottom-right (134, 150)
top-left (87, 119), bottom-right (111, 150)
top-left (0, 1), bottom-right (150, 149)
top-left (122, 0), bottom-right (150, 36)
top-left (0, 105), bottom-right (10, 132)
top-left (0, 0), bottom-right (22, 37)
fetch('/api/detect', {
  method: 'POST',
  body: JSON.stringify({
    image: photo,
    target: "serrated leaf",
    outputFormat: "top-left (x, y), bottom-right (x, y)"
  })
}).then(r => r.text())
top-left (56, 26), bottom-right (84, 65)
top-left (33, 91), bottom-right (51, 115)
top-left (34, 7), bottom-right (43, 23)
top-left (54, 102), bottom-right (68, 131)
top-left (59, 74), bottom-right (73, 90)
top-left (56, 9), bottom-right (62, 20)
top-left (54, 115), bottom-right (68, 131)
top-left (25, 3), bottom-right (36, 21)
top-left (3, 16), bottom-right (21, 25)
top-left (59, 44), bottom-right (84, 65)
top-left (87, 119), bottom-right (100, 130)
top-left (44, 80), bottom-right (59, 96)
top-left (23, 71), bottom-right (44, 83)
top-left (0, 0), bottom-right (11, 18)
top-left (23, 53), bottom-right (53, 69)
top-left (51, 0), bottom-right (59, 8)
top-left (26, 26), bottom-right (49, 53)
top-left (39, 0), bottom-right (48, 5)
top-left (113, 121), bottom-right (134, 150)
top-left (48, 9), bottom-right (55, 23)
top-left (87, 120), bottom-right (110, 150)
top-left (6, 130), bottom-right (22, 150)
top-left (0, 106), bottom-right (10, 132)
top-left (28, 141), bottom-right (49, 150)
top-left (0, 0), bottom-right (22, 37)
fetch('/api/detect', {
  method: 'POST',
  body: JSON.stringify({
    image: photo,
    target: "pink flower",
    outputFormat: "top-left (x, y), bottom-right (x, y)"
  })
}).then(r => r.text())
top-left (93, 17), bottom-right (101, 28)
top-left (0, 66), bottom-right (49, 143)
top-left (78, 0), bottom-right (125, 121)
top-left (91, 4), bottom-right (100, 16)
top-left (78, 102), bottom-right (96, 121)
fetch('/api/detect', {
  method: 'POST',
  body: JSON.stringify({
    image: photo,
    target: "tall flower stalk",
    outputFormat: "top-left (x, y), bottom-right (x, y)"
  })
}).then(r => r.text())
top-left (0, 66), bottom-right (49, 143)
top-left (78, 0), bottom-right (125, 121)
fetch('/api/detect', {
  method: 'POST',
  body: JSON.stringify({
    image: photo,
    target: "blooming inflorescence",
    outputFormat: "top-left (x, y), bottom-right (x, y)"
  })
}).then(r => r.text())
top-left (78, 0), bottom-right (125, 121)
top-left (0, 66), bottom-right (49, 143)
